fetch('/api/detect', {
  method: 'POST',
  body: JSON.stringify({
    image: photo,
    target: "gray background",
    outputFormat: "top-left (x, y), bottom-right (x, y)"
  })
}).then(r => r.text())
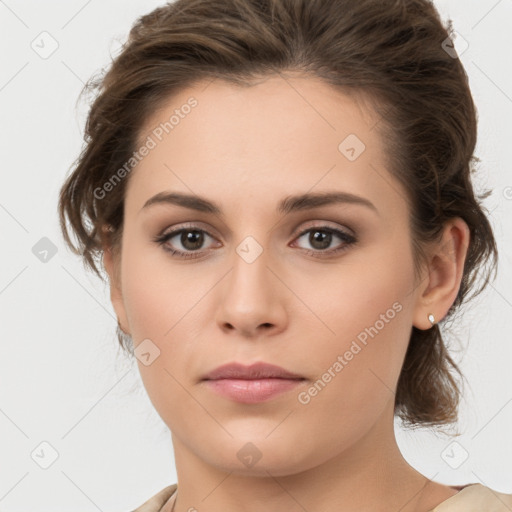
top-left (0, 0), bottom-right (511, 510)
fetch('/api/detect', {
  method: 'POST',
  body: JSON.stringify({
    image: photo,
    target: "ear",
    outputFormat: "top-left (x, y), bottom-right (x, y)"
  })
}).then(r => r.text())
top-left (102, 228), bottom-right (131, 336)
top-left (412, 217), bottom-right (471, 330)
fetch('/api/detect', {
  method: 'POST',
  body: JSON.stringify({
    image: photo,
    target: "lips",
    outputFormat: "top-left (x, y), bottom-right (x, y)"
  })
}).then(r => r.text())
top-left (201, 361), bottom-right (304, 381)
top-left (200, 362), bottom-right (306, 404)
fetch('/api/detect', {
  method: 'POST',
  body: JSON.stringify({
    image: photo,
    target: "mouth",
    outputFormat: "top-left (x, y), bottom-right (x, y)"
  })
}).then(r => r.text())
top-left (201, 377), bottom-right (306, 404)
top-left (200, 361), bottom-right (306, 403)
top-left (201, 361), bottom-right (304, 380)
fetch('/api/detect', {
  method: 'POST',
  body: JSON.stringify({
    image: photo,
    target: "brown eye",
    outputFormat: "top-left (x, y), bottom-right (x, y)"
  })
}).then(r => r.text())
top-left (179, 230), bottom-right (205, 251)
top-left (293, 226), bottom-right (357, 257)
top-left (153, 227), bottom-right (217, 259)
top-left (306, 230), bottom-right (332, 250)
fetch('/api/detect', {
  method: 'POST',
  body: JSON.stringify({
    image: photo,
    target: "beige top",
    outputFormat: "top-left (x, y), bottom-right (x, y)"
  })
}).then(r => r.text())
top-left (131, 483), bottom-right (512, 511)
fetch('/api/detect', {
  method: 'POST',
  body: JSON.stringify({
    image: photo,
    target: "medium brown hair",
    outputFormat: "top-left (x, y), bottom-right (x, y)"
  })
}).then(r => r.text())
top-left (58, 0), bottom-right (498, 429)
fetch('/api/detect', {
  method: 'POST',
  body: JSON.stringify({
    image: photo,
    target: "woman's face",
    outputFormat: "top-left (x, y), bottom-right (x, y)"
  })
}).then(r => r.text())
top-left (107, 74), bottom-right (429, 475)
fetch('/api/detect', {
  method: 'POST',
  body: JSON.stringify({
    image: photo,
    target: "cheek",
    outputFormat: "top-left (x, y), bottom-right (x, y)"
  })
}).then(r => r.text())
top-left (119, 245), bottom-right (201, 425)
top-left (295, 247), bottom-right (415, 404)
top-left (119, 242), bottom-right (214, 394)
top-left (285, 286), bottom-right (413, 464)
top-left (119, 235), bottom-right (200, 342)
top-left (295, 236), bottom-right (414, 346)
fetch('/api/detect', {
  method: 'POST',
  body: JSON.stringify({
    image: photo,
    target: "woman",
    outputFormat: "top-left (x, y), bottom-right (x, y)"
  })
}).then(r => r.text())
top-left (58, 0), bottom-right (512, 510)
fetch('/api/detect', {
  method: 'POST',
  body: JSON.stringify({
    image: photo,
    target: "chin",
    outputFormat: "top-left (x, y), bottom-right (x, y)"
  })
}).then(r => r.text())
top-left (196, 434), bottom-right (327, 477)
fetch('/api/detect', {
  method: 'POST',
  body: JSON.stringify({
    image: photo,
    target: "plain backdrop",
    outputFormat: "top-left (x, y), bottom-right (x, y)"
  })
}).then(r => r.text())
top-left (0, 0), bottom-right (511, 510)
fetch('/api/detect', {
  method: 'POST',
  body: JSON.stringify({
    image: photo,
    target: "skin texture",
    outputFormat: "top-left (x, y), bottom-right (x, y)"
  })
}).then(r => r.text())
top-left (103, 74), bottom-right (470, 512)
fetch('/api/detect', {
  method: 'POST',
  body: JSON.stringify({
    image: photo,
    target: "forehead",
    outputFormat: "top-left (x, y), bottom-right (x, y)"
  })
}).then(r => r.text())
top-left (137, 74), bottom-right (380, 147)
top-left (127, 74), bottom-right (405, 221)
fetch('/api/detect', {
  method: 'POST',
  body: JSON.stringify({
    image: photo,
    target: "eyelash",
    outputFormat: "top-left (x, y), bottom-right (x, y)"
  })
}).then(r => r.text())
top-left (152, 224), bottom-right (357, 260)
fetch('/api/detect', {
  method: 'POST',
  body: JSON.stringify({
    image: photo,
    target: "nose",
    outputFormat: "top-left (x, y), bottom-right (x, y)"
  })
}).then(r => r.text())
top-left (215, 248), bottom-right (288, 338)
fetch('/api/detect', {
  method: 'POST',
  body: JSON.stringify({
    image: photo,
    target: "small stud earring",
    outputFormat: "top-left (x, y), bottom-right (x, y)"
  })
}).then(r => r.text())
top-left (428, 313), bottom-right (436, 326)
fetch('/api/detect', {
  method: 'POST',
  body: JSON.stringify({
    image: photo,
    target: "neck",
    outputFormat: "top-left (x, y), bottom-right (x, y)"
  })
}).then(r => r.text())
top-left (165, 404), bottom-right (447, 512)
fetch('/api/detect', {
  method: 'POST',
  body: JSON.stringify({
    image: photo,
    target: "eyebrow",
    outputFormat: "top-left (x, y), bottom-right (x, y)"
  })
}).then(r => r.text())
top-left (140, 191), bottom-right (379, 216)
